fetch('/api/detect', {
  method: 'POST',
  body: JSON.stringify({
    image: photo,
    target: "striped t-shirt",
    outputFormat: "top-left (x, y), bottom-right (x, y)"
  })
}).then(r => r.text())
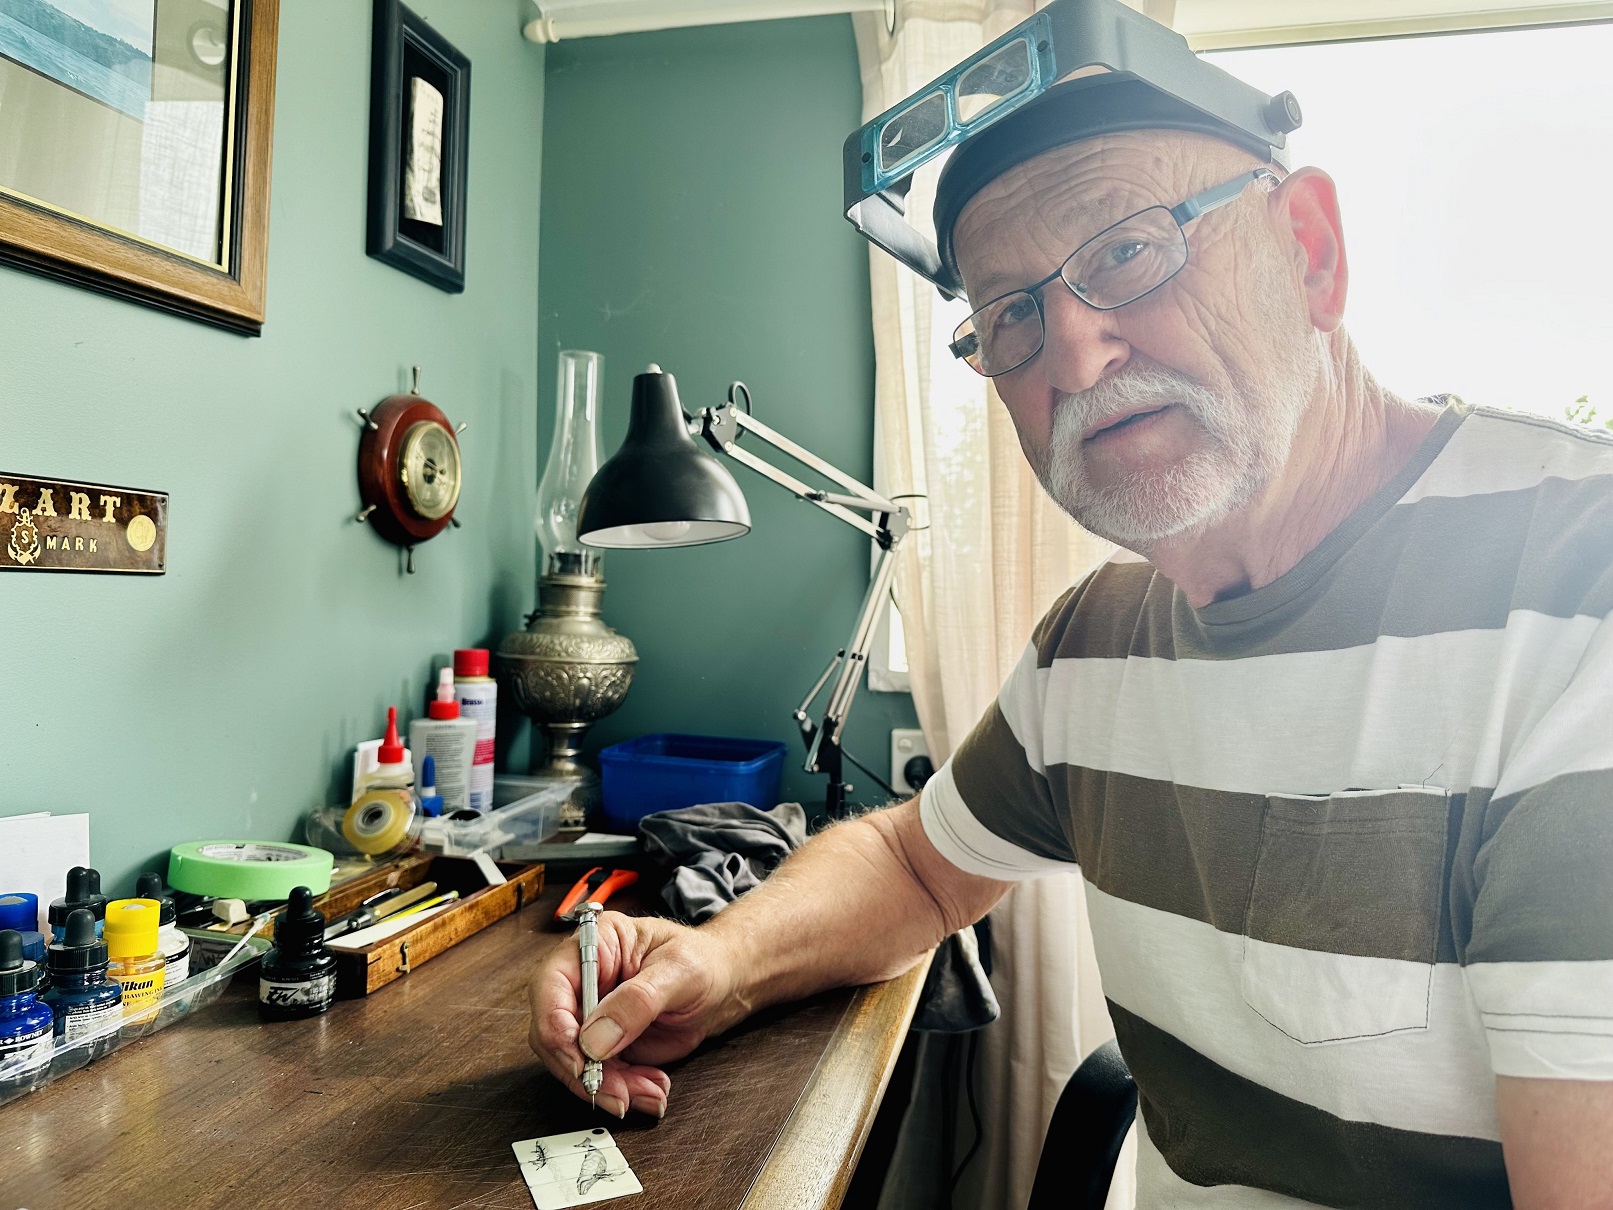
top-left (921, 401), bottom-right (1613, 1208)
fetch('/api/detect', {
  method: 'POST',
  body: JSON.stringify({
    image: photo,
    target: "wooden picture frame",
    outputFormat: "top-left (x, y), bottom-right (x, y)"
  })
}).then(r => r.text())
top-left (0, 0), bottom-right (280, 336)
top-left (366, 0), bottom-right (470, 293)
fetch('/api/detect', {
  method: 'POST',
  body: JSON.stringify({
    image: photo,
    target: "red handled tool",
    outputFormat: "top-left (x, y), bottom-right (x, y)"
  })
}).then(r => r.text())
top-left (556, 867), bottom-right (639, 923)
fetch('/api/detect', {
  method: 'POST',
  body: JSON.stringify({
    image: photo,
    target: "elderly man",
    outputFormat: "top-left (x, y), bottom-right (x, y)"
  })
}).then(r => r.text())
top-left (529, 5), bottom-right (1613, 1204)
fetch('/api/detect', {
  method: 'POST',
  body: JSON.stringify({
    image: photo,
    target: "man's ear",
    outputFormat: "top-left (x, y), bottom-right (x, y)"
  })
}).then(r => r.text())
top-left (1272, 167), bottom-right (1347, 333)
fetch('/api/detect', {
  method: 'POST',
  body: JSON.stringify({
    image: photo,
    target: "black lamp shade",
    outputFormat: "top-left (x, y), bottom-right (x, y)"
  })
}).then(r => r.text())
top-left (578, 368), bottom-right (752, 548)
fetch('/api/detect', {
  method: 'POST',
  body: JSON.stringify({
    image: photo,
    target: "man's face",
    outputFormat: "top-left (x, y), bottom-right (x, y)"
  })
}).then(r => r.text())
top-left (951, 131), bottom-right (1323, 549)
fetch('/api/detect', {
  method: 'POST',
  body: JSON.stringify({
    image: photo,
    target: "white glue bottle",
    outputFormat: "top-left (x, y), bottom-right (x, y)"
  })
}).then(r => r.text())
top-left (410, 667), bottom-right (479, 815)
top-left (351, 707), bottom-right (413, 804)
top-left (453, 648), bottom-right (497, 812)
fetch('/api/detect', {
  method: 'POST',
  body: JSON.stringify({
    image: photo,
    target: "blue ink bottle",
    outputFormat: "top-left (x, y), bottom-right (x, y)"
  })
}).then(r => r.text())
top-left (48, 867), bottom-right (108, 942)
top-left (258, 886), bottom-right (337, 1021)
top-left (0, 894), bottom-right (47, 971)
top-left (43, 908), bottom-right (122, 1052)
top-left (0, 929), bottom-right (53, 1088)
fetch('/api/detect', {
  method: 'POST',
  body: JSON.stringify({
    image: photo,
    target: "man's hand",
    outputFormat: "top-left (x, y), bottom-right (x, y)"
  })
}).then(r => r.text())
top-left (526, 798), bottom-right (1008, 1117)
top-left (526, 911), bottom-right (742, 1118)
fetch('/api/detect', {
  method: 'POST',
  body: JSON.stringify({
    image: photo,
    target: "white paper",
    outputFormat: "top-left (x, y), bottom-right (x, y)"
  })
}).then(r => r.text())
top-left (0, 813), bottom-right (90, 932)
top-left (403, 76), bottom-right (445, 225)
top-left (572, 832), bottom-right (629, 845)
top-left (514, 1129), bottom-right (642, 1208)
top-left (325, 901), bottom-right (451, 950)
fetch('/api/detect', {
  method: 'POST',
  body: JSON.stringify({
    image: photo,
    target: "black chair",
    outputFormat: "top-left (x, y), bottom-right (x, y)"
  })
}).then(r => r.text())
top-left (1027, 1040), bottom-right (1138, 1210)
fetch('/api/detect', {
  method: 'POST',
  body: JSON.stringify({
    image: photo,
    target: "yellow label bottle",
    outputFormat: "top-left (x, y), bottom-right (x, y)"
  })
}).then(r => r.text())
top-left (104, 898), bottom-right (166, 1025)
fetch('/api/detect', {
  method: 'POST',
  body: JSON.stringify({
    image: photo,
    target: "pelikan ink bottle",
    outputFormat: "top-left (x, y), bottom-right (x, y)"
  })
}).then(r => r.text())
top-left (0, 929), bottom-right (53, 1085)
top-left (43, 908), bottom-right (122, 1051)
top-left (259, 886), bottom-right (337, 1021)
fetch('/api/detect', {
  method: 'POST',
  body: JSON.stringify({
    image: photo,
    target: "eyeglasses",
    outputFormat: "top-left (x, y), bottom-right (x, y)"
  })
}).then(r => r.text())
top-left (949, 167), bottom-right (1278, 377)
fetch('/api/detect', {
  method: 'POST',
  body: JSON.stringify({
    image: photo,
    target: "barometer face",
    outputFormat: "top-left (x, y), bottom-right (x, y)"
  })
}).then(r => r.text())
top-left (399, 420), bottom-right (462, 520)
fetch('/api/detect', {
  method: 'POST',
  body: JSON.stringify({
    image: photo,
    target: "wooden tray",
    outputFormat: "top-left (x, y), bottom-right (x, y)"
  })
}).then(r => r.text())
top-left (330, 856), bottom-right (545, 997)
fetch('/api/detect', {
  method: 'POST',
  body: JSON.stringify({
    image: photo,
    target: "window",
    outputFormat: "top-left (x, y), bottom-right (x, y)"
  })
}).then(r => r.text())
top-left (1208, 21), bottom-right (1613, 421)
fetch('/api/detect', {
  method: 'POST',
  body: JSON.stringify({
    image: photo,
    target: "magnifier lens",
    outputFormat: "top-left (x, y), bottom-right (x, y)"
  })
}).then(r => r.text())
top-left (956, 38), bottom-right (1034, 124)
top-left (878, 89), bottom-right (949, 175)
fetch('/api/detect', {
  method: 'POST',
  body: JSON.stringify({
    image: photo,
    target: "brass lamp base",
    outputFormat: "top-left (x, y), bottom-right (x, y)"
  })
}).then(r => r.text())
top-left (496, 556), bottom-right (636, 828)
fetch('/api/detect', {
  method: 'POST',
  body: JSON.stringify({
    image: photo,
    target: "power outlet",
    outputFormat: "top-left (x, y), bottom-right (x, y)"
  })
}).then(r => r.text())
top-left (891, 729), bottom-right (933, 796)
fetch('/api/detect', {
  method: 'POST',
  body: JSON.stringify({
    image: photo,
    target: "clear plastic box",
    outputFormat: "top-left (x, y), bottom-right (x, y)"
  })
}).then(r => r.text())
top-left (418, 775), bottom-right (570, 857)
top-left (0, 927), bottom-right (272, 1107)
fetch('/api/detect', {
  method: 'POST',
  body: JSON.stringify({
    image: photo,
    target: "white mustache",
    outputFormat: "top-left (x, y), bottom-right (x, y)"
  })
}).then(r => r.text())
top-left (1053, 366), bottom-right (1227, 440)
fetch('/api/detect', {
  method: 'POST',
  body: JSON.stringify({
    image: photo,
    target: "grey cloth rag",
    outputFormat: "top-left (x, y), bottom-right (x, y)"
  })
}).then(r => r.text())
top-left (912, 918), bottom-right (1000, 1034)
top-left (638, 800), bottom-right (808, 923)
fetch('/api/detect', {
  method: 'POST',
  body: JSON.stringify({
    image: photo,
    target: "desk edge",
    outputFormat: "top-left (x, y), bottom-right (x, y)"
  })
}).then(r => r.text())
top-left (739, 961), bottom-right (928, 1210)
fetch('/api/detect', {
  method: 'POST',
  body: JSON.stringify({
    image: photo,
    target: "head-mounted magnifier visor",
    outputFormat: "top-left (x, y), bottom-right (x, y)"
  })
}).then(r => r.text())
top-left (843, 0), bottom-right (1301, 299)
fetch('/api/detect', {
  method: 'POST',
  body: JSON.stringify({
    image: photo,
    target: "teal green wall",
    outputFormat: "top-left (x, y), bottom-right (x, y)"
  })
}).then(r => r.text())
top-left (0, 1), bottom-right (546, 893)
top-left (539, 15), bottom-right (919, 816)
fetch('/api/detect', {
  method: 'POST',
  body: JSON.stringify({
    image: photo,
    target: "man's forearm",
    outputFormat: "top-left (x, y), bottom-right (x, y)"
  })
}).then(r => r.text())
top-left (700, 796), bottom-right (1009, 1024)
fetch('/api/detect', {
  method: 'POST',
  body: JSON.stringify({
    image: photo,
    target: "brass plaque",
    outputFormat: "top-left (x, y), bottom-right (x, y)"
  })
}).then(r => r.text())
top-left (0, 475), bottom-right (167, 575)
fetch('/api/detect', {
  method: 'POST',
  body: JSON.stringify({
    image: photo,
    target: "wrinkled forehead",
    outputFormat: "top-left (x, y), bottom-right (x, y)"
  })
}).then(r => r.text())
top-left (953, 129), bottom-right (1260, 302)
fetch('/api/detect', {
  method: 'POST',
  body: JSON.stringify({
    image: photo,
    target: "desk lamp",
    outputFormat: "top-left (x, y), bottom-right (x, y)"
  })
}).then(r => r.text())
top-left (577, 366), bottom-right (910, 819)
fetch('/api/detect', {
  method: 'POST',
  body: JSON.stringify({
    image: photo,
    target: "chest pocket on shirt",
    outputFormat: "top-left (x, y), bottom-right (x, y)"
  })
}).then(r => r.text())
top-left (1240, 787), bottom-right (1450, 1045)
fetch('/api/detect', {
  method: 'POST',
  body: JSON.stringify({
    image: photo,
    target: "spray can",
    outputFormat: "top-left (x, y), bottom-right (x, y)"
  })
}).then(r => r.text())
top-left (453, 648), bottom-right (497, 812)
top-left (259, 887), bottom-right (337, 1021)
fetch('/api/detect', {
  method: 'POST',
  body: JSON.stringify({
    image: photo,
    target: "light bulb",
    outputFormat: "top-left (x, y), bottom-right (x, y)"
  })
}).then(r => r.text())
top-left (641, 521), bottom-right (693, 543)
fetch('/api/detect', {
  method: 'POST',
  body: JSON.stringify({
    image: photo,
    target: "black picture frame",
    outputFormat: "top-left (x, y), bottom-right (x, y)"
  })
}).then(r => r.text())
top-left (367, 0), bottom-right (470, 293)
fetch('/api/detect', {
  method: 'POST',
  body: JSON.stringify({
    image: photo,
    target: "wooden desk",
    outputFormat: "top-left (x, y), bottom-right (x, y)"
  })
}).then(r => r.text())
top-left (3, 880), bottom-right (925, 1209)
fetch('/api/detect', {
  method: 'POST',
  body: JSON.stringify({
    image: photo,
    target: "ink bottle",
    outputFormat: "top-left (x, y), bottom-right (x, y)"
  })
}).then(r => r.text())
top-left (0, 893), bottom-right (48, 970)
top-left (0, 929), bottom-right (53, 1089)
top-left (259, 886), bottom-right (337, 1021)
top-left (42, 908), bottom-right (122, 1052)
top-left (104, 899), bottom-right (166, 1027)
top-left (136, 873), bottom-right (191, 986)
top-left (48, 867), bottom-right (108, 942)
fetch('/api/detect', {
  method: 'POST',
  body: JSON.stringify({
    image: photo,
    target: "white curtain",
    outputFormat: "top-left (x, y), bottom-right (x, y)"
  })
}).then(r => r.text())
top-left (853, 4), bottom-right (1132, 1207)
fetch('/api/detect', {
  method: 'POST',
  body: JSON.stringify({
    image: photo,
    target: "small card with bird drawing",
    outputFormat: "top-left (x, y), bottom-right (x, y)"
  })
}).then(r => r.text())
top-left (513, 1128), bottom-right (643, 1208)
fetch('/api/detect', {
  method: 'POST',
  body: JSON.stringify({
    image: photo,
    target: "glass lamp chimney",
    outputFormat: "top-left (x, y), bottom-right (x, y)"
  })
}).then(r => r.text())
top-left (535, 350), bottom-right (604, 578)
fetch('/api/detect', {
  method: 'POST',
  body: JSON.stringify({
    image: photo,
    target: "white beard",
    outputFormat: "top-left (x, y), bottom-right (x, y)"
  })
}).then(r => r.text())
top-left (1033, 364), bottom-right (1296, 547)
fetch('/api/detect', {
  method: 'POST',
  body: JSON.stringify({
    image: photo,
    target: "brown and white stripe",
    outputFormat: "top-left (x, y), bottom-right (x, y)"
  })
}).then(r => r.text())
top-left (923, 403), bottom-right (1613, 1207)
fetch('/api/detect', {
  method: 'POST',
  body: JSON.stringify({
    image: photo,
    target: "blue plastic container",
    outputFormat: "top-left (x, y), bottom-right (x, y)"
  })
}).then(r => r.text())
top-left (599, 734), bottom-right (788, 832)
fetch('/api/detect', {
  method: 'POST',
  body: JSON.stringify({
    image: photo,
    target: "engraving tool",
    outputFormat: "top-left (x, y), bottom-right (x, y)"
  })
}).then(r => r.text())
top-left (577, 902), bottom-right (604, 1107)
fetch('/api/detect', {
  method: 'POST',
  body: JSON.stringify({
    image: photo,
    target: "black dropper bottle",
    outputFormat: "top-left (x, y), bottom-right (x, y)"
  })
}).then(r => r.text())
top-left (42, 908), bottom-right (122, 1053)
top-left (258, 886), bottom-right (337, 1021)
top-left (48, 867), bottom-right (109, 940)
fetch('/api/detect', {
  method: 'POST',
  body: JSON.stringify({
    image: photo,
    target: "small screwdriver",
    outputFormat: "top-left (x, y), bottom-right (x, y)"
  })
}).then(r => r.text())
top-left (577, 901), bottom-right (604, 1108)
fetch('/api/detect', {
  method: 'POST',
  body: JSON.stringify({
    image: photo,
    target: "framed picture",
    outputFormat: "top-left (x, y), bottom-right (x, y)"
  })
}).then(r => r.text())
top-left (0, 0), bottom-right (279, 334)
top-left (366, 0), bottom-right (468, 293)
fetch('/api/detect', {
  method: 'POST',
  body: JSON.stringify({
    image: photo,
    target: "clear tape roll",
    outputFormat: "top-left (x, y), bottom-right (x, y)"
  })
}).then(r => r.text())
top-left (342, 790), bottom-right (414, 857)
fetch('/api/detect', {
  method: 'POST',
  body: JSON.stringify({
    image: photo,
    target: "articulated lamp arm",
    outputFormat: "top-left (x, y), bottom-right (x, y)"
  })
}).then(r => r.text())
top-left (696, 399), bottom-right (911, 817)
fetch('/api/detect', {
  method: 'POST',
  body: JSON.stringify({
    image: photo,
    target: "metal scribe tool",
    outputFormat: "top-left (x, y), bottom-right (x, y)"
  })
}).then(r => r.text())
top-left (577, 901), bottom-right (604, 1107)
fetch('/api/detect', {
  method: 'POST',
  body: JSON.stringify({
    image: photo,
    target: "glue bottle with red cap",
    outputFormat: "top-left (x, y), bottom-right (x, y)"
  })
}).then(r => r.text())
top-left (337, 707), bottom-right (423, 859)
top-left (350, 706), bottom-right (414, 805)
top-left (409, 667), bottom-right (478, 815)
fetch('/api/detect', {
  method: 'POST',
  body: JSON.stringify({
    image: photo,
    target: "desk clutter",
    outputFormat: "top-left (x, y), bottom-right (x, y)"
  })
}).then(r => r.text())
top-left (0, 621), bottom-right (803, 1208)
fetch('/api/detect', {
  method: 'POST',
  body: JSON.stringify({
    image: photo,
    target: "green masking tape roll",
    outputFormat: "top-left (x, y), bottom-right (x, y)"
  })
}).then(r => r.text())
top-left (167, 841), bottom-right (334, 901)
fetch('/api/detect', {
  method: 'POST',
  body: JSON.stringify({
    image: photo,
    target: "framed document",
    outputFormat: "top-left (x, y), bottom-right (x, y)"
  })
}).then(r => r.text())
top-left (366, 0), bottom-right (469, 294)
top-left (0, 0), bottom-right (280, 334)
